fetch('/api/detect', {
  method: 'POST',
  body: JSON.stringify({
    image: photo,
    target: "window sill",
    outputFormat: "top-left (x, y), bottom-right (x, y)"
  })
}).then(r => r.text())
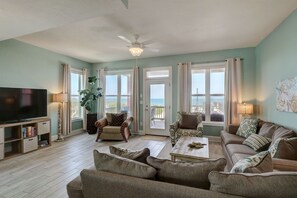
top-left (72, 118), bottom-right (83, 122)
top-left (202, 121), bottom-right (224, 127)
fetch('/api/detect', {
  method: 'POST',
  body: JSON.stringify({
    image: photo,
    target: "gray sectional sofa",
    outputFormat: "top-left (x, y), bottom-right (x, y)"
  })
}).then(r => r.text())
top-left (67, 119), bottom-right (297, 198)
top-left (67, 169), bottom-right (241, 198)
top-left (221, 120), bottom-right (297, 171)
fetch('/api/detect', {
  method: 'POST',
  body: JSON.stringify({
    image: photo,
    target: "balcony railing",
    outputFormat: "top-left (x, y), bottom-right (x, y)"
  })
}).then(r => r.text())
top-left (150, 106), bottom-right (165, 120)
top-left (150, 106), bottom-right (165, 129)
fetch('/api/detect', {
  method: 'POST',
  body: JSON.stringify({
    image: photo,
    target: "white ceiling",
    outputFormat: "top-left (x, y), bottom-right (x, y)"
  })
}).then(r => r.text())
top-left (1, 0), bottom-right (297, 63)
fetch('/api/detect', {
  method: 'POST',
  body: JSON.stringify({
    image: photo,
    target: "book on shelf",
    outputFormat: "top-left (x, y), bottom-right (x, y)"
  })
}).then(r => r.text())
top-left (23, 126), bottom-right (37, 138)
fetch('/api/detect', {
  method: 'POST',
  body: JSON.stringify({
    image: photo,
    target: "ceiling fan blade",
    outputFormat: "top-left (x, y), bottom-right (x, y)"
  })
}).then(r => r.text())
top-left (142, 39), bottom-right (155, 45)
top-left (118, 35), bottom-right (132, 44)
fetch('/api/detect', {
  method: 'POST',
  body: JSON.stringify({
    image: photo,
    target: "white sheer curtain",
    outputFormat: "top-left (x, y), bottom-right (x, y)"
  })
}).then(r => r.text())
top-left (177, 62), bottom-right (192, 112)
top-left (97, 69), bottom-right (105, 119)
top-left (63, 64), bottom-right (72, 136)
top-left (224, 58), bottom-right (242, 130)
top-left (132, 66), bottom-right (139, 133)
top-left (82, 68), bottom-right (88, 131)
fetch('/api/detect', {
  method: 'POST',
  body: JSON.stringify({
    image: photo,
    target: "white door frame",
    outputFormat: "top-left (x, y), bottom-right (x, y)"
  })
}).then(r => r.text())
top-left (143, 67), bottom-right (172, 136)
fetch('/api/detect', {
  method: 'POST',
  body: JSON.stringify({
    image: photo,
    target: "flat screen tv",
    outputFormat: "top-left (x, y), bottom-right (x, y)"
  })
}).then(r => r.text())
top-left (0, 87), bottom-right (47, 123)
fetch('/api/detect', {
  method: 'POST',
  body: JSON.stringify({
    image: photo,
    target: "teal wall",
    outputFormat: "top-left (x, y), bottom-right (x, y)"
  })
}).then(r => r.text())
top-left (92, 47), bottom-right (256, 136)
top-left (255, 10), bottom-right (297, 131)
top-left (6, 9), bottom-right (297, 136)
top-left (0, 39), bottom-right (92, 135)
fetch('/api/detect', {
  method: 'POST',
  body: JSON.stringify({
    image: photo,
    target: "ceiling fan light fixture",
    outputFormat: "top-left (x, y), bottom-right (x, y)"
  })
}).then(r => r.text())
top-left (129, 46), bottom-right (143, 56)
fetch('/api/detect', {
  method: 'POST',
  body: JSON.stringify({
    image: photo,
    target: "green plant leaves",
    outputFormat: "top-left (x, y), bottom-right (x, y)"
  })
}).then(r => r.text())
top-left (79, 76), bottom-right (103, 113)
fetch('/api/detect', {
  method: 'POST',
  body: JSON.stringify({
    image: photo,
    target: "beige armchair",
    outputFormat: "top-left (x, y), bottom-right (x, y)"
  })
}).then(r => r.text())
top-left (95, 113), bottom-right (134, 142)
top-left (169, 112), bottom-right (203, 146)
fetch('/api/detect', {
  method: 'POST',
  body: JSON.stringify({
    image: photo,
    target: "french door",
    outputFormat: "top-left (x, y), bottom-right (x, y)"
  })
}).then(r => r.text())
top-left (143, 68), bottom-right (172, 136)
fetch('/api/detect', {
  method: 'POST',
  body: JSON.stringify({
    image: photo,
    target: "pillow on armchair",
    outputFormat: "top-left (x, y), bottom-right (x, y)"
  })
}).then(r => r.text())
top-left (178, 112), bottom-right (202, 129)
top-left (106, 112), bottom-right (128, 125)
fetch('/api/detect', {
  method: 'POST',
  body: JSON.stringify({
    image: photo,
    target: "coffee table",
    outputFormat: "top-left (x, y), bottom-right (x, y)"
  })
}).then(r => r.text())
top-left (170, 136), bottom-right (209, 162)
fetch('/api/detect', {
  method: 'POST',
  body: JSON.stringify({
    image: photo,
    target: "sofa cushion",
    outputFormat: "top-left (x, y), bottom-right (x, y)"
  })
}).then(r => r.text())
top-left (93, 150), bottom-right (156, 179)
top-left (221, 131), bottom-right (246, 145)
top-left (268, 137), bottom-right (297, 160)
top-left (271, 126), bottom-right (295, 144)
top-left (236, 118), bottom-right (259, 138)
top-left (102, 126), bottom-right (121, 133)
top-left (258, 122), bottom-right (279, 138)
top-left (209, 171), bottom-right (297, 198)
top-left (109, 146), bottom-right (150, 164)
top-left (226, 144), bottom-right (257, 157)
top-left (110, 113), bottom-right (125, 126)
top-left (243, 133), bottom-right (272, 151)
top-left (231, 153), bottom-right (252, 165)
top-left (230, 151), bottom-right (273, 173)
top-left (178, 112), bottom-right (202, 129)
top-left (147, 156), bottom-right (226, 189)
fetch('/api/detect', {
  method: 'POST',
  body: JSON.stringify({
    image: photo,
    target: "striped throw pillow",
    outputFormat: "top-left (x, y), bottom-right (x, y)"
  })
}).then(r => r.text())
top-left (243, 134), bottom-right (272, 151)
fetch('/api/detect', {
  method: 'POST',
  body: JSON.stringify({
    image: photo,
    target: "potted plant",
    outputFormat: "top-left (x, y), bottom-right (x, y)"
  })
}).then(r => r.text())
top-left (79, 76), bottom-right (103, 134)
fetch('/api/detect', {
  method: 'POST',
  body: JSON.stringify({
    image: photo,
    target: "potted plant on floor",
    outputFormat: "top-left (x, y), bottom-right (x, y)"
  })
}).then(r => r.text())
top-left (79, 76), bottom-right (103, 134)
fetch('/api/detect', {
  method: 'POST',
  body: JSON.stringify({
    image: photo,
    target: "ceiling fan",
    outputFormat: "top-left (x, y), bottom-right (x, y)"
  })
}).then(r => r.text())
top-left (117, 34), bottom-right (159, 57)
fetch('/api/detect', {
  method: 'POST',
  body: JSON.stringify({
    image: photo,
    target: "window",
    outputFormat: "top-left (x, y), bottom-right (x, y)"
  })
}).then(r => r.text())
top-left (71, 70), bottom-right (83, 120)
top-left (191, 63), bottom-right (225, 122)
top-left (104, 71), bottom-right (133, 115)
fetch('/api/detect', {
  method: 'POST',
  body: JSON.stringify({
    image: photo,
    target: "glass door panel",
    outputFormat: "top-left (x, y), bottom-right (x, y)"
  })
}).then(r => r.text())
top-left (150, 84), bottom-right (165, 130)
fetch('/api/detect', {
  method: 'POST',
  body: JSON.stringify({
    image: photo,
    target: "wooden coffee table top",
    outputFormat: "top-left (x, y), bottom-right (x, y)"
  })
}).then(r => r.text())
top-left (170, 137), bottom-right (209, 161)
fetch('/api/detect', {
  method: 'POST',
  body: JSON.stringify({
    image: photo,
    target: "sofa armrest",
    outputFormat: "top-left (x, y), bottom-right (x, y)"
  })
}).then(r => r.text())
top-left (121, 117), bottom-right (134, 128)
top-left (272, 158), bottom-right (297, 171)
top-left (169, 121), bottom-right (179, 133)
top-left (121, 117), bottom-right (134, 136)
top-left (95, 118), bottom-right (108, 131)
top-left (228, 124), bottom-right (239, 134)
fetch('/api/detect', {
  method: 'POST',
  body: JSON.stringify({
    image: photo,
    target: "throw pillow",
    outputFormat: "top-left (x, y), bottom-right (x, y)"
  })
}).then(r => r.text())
top-left (146, 156), bottom-right (226, 189)
top-left (271, 126), bottom-right (295, 145)
top-left (109, 146), bottom-right (150, 164)
top-left (243, 133), bottom-right (272, 151)
top-left (236, 118), bottom-right (259, 138)
top-left (93, 150), bottom-right (156, 179)
top-left (106, 112), bottom-right (127, 124)
top-left (230, 151), bottom-right (273, 173)
top-left (209, 171), bottom-right (297, 198)
top-left (110, 113), bottom-right (125, 126)
top-left (268, 137), bottom-right (297, 160)
top-left (258, 122), bottom-right (279, 138)
top-left (178, 112), bottom-right (202, 129)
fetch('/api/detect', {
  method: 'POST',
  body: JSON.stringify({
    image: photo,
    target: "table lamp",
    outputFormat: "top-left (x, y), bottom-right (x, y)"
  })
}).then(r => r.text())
top-left (237, 102), bottom-right (254, 117)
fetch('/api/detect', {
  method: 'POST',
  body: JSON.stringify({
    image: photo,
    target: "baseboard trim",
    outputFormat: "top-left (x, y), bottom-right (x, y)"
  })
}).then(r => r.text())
top-left (205, 135), bottom-right (221, 143)
top-left (68, 129), bottom-right (85, 137)
top-left (132, 130), bottom-right (145, 136)
top-left (51, 129), bottom-right (85, 141)
top-left (51, 134), bottom-right (58, 141)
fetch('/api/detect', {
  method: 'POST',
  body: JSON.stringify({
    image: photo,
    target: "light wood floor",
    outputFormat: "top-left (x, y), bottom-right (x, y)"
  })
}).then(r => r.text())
top-left (0, 133), bottom-right (223, 198)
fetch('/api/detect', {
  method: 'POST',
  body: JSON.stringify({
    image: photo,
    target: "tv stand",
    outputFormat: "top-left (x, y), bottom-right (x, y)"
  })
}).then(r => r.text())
top-left (0, 118), bottom-right (51, 160)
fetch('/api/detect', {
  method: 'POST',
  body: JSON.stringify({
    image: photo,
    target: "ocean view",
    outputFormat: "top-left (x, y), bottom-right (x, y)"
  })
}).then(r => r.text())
top-left (105, 97), bottom-right (224, 106)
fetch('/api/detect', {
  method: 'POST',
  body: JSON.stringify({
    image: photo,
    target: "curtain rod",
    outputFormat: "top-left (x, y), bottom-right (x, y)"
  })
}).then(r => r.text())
top-left (191, 58), bottom-right (244, 65)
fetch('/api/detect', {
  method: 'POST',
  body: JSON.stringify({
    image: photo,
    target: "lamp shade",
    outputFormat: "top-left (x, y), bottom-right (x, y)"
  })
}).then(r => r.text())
top-left (129, 47), bottom-right (143, 56)
top-left (53, 93), bottom-right (68, 103)
top-left (238, 103), bottom-right (253, 115)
